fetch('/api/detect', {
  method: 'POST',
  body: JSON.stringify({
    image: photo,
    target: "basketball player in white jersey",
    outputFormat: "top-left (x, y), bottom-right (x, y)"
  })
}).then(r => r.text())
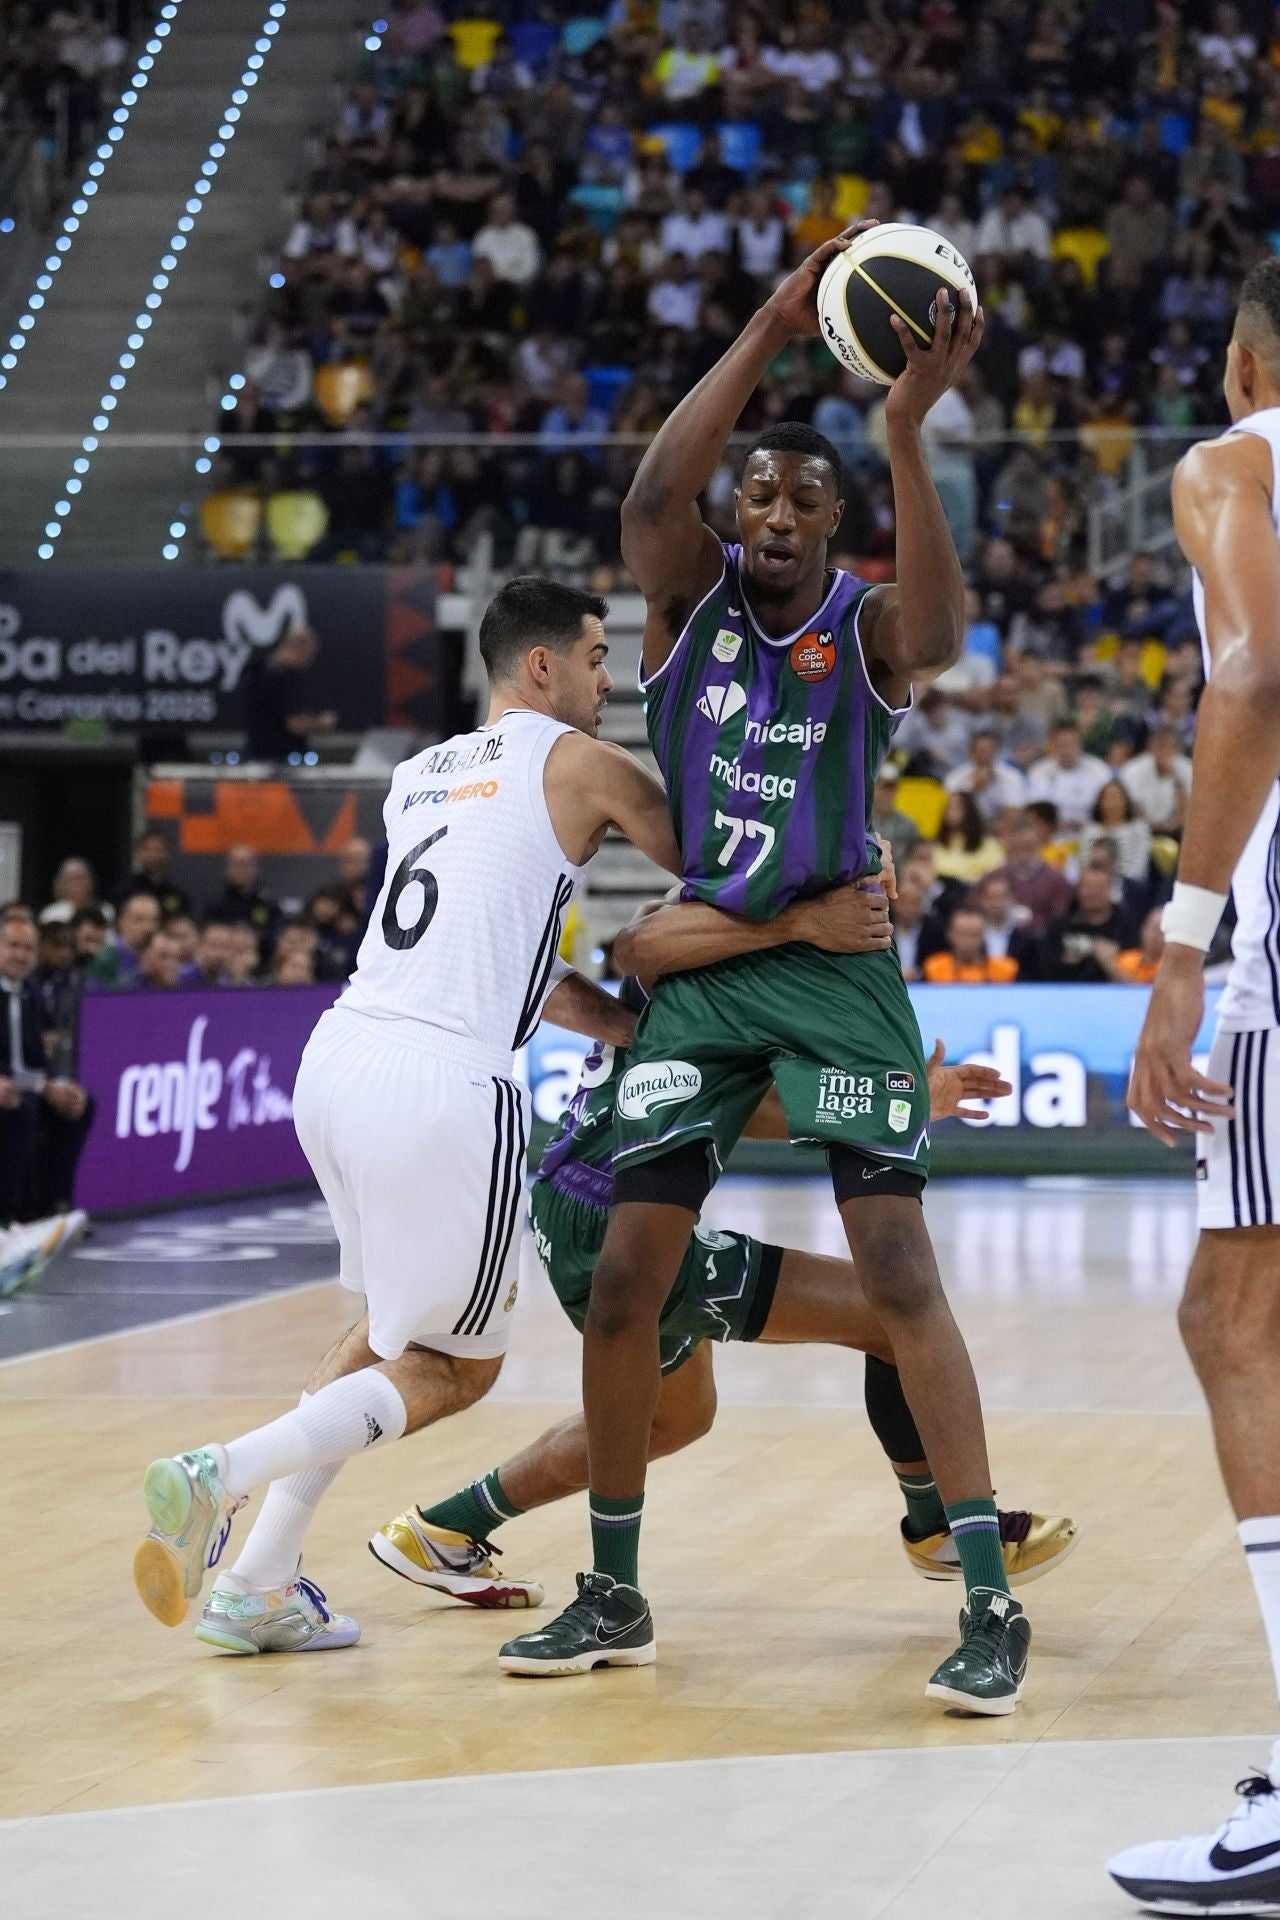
top-left (1111, 260), bottom-right (1280, 1913)
top-left (130, 577), bottom-right (681, 1654)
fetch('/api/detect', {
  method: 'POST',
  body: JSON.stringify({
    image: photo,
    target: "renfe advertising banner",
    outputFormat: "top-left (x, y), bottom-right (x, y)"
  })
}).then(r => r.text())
top-left (75, 986), bottom-right (338, 1211)
top-left (74, 981), bottom-right (1226, 1212)
top-left (0, 567), bottom-right (445, 735)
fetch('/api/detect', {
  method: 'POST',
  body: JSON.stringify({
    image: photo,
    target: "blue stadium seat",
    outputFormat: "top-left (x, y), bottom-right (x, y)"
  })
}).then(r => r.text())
top-left (583, 365), bottom-right (632, 416)
top-left (716, 122), bottom-right (762, 174)
top-left (561, 17), bottom-right (609, 57)
top-left (648, 122), bottom-right (703, 174)
top-left (569, 183), bottom-right (625, 235)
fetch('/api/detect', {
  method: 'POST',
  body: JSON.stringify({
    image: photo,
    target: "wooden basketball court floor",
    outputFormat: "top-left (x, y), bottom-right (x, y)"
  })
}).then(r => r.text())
top-left (0, 1176), bottom-right (1273, 1920)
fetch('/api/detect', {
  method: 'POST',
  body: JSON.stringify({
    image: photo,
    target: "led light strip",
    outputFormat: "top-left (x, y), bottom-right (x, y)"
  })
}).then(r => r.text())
top-left (166, 11), bottom-right (389, 559)
top-left (1, 2), bottom-right (187, 397)
top-left (38, 2), bottom-right (289, 560)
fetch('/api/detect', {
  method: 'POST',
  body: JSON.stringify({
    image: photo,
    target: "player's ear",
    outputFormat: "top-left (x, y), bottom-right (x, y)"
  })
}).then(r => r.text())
top-left (527, 644), bottom-right (551, 687)
top-left (828, 496), bottom-right (845, 535)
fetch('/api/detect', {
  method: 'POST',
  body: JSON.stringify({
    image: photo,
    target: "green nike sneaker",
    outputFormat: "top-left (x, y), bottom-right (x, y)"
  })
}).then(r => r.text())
top-left (497, 1571), bottom-right (656, 1676)
top-left (924, 1586), bottom-right (1031, 1716)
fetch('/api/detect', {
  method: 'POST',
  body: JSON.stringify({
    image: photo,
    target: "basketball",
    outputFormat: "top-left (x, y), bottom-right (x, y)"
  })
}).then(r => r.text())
top-left (816, 223), bottom-right (979, 385)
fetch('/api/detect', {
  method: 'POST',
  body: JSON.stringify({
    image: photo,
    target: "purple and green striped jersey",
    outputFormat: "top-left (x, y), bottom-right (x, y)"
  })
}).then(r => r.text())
top-left (643, 544), bottom-right (906, 920)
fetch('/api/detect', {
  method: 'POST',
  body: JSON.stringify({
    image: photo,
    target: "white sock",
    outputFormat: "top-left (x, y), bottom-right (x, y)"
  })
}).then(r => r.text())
top-left (220, 1368), bottom-right (407, 1497)
top-left (225, 1393), bottom-right (343, 1592)
top-left (1240, 1515), bottom-right (1280, 1761)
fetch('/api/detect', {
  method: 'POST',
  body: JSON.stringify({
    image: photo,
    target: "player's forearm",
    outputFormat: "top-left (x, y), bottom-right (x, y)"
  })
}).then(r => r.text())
top-left (1176, 678), bottom-right (1280, 894)
top-left (542, 971), bottom-right (636, 1047)
top-left (614, 898), bottom-right (789, 980)
top-left (879, 417), bottom-right (966, 677)
top-left (622, 305), bottom-right (791, 531)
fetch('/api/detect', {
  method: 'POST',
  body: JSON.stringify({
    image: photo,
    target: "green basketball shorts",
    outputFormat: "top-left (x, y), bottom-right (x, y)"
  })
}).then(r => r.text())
top-left (527, 1173), bottom-right (782, 1375)
top-left (611, 943), bottom-right (930, 1184)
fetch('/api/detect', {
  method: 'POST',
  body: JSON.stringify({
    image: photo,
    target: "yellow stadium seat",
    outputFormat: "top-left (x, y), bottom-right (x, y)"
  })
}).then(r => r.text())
top-left (894, 776), bottom-right (948, 842)
top-left (314, 361), bottom-right (373, 427)
top-left (199, 490), bottom-right (261, 560)
top-left (1080, 413), bottom-right (1135, 477)
top-left (1050, 227), bottom-right (1110, 289)
top-left (833, 174), bottom-right (869, 221)
top-left (266, 490), bottom-right (329, 561)
top-left (449, 18), bottom-right (502, 68)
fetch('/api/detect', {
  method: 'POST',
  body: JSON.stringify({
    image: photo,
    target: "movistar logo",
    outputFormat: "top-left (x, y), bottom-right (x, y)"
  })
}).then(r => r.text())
top-left (697, 682), bottom-right (747, 726)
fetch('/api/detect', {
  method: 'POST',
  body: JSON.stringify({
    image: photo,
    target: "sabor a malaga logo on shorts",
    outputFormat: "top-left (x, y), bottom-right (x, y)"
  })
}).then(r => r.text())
top-left (886, 1071), bottom-right (915, 1093)
top-left (617, 1060), bottom-right (703, 1120)
top-left (888, 1097), bottom-right (912, 1135)
top-left (814, 1068), bottom-right (874, 1124)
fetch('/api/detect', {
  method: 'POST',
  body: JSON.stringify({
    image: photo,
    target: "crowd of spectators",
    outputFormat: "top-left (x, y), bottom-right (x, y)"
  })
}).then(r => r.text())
top-left (208, 0), bottom-right (1272, 597)
top-left (2, 5), bottom-right (134, 193)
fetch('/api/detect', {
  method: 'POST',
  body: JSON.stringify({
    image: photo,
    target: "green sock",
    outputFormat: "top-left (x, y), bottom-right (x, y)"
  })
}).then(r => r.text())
top-left (419, 1468), bottom-right (522, 1541)
top-left (944, 1497), bottom-right (1010, 1599)
top-left (590, 1491), bottom-right (644, 1588)
top-left (898, 1470), bottom-right (946, 1541)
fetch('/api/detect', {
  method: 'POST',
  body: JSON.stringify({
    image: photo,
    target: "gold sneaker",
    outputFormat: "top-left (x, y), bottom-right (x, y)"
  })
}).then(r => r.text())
top-left (903, 1508), bottom-right (1078, 1588)
top-left (369, 1510), bottom-right (544, 1609)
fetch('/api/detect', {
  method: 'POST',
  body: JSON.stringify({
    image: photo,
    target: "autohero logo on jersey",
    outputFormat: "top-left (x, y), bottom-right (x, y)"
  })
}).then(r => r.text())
top-left (617, 1060), bottom-right (703, 1120)
top-left (113, 1015), bottom-right (294, 1173)
top-left (402, 778), bottom-right (499, 812)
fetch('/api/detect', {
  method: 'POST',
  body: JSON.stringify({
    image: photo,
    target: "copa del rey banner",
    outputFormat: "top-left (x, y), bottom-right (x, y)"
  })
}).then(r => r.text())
top-left (0, 567), bottom-right (444, 735)
top-left (75, 986), bottom-right (339, 1211)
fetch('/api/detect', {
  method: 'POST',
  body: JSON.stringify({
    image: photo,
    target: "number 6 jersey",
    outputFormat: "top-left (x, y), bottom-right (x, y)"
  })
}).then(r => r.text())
top-left (342, 709), bottom-right (588, 1067)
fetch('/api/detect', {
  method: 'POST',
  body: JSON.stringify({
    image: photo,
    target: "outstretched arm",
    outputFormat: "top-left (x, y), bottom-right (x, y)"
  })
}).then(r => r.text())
top-left (622, 226), bottom-right (871, 676)
top-left (1129, 432), bottom-right (1280, 1143)
top-left (859, 291), bottom-right (985, 705)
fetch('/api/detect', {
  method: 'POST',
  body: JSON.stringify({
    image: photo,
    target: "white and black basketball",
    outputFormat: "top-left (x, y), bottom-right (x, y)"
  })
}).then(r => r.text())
top-left (816, 223), bottom-right (978, 385)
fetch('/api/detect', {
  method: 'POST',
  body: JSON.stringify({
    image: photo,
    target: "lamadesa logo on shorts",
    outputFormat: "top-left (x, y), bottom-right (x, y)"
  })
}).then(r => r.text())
top-left (616, 1060), bottom-right (702, 1120)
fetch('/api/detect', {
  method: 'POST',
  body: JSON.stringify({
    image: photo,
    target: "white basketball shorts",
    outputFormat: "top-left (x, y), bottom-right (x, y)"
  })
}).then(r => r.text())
top-left (293, 1006), bottom-right (530, 1360)
top-left (1197, 1025), bottom-right (1280, 1230)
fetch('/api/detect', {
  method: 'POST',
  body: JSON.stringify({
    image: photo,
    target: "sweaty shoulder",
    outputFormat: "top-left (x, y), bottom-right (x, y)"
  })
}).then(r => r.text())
top-left (1175, 430), bottom-right (1273, 511)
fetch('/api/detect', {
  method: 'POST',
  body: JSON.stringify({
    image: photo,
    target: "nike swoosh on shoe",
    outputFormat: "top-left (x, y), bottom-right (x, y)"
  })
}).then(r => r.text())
top-left (1208, 1838), bottom-right (1280, 1871)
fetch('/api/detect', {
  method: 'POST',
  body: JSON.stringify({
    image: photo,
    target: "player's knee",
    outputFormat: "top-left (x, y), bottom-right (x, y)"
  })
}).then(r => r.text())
top-left (584, 1249), bottom-right (665, 1341)
top-left (1180, 1242), bottom-right (1278, 1377)
top-left (853, 1228), bottom-right (940, 1323)
top-left (650, 1381), bottom-right (717, 1455)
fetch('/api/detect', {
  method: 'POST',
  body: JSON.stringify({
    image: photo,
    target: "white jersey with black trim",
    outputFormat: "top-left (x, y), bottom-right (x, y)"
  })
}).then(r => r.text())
top-left (1192, 405), bottom-right (1280, 1031)
top-left (341, 709), bottom-right (587, 1065)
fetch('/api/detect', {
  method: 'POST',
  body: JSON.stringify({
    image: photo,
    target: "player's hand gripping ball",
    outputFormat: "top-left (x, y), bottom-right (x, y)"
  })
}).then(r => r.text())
top-left (817, 223), bottom-right (978, 385)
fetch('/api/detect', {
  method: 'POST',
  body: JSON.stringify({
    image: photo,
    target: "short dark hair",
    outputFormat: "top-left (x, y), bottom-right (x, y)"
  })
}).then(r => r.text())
top-left (1237, 258), bottom-right (1280, 353)
top-left (71, 905), bottom-right (108, 932)
top-left (478, 576), bottom-right (609, 683)
top-left (743, 421), bottom-right (843, 495)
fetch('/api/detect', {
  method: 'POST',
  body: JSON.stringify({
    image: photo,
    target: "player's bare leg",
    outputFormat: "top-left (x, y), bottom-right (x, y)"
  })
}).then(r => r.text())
top-left (839, 1193), bottom-right (1030, 1713)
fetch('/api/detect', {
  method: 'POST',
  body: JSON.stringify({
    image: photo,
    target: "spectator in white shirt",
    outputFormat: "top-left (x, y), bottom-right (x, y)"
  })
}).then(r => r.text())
top-left (933, 191), bottom-right (979, 269)
top-left (1198, 3), bottom-right (1256, 94)
top-left (973, 871), bottom-right (1036, 966)
top-left (356, 208), bottom-right (402, 276)
top-left (975, 185), bottom-right (1052, 265)
top-left (894, 687), bottom-right (973, 779)
top-left (735, 187), bottom-right (786, 282)
top-left (946, 728), bottom-right (1028, 822)
top-left (761, 19), bottom-right (842, 92)
top-left (660, 189), bottom-right (731, 263)
top-left (473, 192), bottom-right (541, 287)
top-left (1027, 722), bottom-right (1110, 828)
top-left (284, 196), bottom-right (358, 266)
top-left (1077, 778), bottom-right (1154, 882)
top-left (245, 322), bottom-right (313, 416)
top-left (1119, 725), bottom-right (1193, 833)
top-left (648, 254), bottom-right (701, 330)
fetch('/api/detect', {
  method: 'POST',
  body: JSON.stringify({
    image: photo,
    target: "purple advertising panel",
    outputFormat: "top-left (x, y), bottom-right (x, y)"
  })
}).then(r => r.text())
top-left (74, 986), bottom-right (338, 1211)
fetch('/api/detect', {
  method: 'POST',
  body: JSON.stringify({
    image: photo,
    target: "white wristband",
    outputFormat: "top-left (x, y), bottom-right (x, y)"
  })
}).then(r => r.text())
top-left (1160, 883), bottom-right (1228, 953)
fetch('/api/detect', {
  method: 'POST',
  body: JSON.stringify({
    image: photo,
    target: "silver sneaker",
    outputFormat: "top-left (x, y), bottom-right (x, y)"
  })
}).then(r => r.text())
top-left (133, 1447), bottom-right (245, 1627)
top-left (195, 1572), bottom-right (360, 1654)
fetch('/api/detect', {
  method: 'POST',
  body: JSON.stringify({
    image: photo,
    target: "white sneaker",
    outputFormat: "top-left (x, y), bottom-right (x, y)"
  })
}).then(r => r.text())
top-left (195, 1569), bottom-right (360, 1655)
top-left (369, 1509), bottom-right (544, 1608)
top-left (0, 1209), bottom-right (85, 1297)
top-left (1108, 1754), bottom-right (1280, 1915)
